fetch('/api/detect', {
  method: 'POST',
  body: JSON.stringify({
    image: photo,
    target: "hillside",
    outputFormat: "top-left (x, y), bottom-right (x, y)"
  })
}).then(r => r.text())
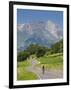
top-left (17, 20), bottom-right (63, 52)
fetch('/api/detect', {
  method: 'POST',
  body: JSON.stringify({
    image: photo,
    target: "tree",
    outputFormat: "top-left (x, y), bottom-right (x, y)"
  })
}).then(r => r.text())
top-left (36, 47), bottom-right (46, 57)
top-left (17, 51), bottom-right (30, 62)
top-left (26, 44), bottom-right (47, 55)
top-left (51, 39), bottom-right (63, 53)
top-left (26, 44), bottom-right (38, 55)
top-left (17, 44), bottom-right (48, 62)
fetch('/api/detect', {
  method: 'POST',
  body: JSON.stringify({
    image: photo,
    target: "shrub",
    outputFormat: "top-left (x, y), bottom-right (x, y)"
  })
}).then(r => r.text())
top-left (17, 51), bottom-right (30, 62)
top-left (36, 47), bottom-right (46, 57)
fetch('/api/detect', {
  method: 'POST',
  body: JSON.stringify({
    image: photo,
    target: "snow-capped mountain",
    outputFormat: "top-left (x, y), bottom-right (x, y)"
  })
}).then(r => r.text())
top-left (17, 20), bottom-right (63, 52)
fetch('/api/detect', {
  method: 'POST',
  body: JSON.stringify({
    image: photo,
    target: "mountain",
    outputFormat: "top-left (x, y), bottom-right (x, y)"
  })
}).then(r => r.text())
top-left (17, 20), bottom-right (63, 52)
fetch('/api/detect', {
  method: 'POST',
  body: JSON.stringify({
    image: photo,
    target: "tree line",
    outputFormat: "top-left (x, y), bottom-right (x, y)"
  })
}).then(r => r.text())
top-left (17, 39), bottom-right (63, 62)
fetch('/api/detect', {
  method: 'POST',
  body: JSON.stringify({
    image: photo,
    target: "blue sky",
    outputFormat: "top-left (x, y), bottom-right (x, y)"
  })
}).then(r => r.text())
top-left (17, 9), bottom-right (63, 28)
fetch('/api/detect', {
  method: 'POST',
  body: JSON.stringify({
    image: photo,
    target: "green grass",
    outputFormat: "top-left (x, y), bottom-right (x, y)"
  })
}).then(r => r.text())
top-left (17, 60), bottom-right (37, 80)
top-left (17, 53), bottom-right (63, 80)
top-left (36, 53), bottom-right (63, 70)
top-left (17, 60), bottom-right (29, 67)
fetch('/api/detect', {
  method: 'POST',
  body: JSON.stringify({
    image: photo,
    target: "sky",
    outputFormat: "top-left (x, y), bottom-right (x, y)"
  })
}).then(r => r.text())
top-left (17, 9), bottom-right (63, 28)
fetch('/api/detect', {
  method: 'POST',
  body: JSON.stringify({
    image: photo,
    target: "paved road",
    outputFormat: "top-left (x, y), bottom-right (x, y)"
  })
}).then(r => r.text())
top-left (26, 58), bottom-right (63, 79)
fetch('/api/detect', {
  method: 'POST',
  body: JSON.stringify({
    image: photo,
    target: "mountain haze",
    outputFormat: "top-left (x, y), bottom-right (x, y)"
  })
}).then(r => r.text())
top-left (17, 20), bottom-right (63, 52)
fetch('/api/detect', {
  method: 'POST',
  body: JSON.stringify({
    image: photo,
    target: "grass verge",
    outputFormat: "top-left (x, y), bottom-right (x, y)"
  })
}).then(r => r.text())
top-left (17, 60), bottom-right (37, 80)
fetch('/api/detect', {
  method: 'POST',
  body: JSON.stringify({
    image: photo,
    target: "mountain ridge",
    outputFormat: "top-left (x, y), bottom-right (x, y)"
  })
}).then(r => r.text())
top-left (17, 20), bottom-right (63, 52)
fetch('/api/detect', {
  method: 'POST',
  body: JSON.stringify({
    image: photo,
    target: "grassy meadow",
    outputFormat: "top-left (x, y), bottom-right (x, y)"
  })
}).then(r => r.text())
top-left (17, 60), bottom-right (37, 80)
top-left (17, 53), bottom-right (63, 80)
top-left (36, 53), bottom-right (63, 70)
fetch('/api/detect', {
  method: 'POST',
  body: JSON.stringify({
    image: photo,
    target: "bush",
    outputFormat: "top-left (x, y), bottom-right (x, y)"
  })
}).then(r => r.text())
top-left (26, 44), bottom-right (38, 55)
top-left (36, 47), bottom-right (46, 57)
top-left (17, 51), bottom-right (30, 62)
top-left (17, 44), bottom-right (48, 61)
top-left (51, 39), bottom-right (63, 54)
top-left (26, 44), bottom-right (47, 57)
